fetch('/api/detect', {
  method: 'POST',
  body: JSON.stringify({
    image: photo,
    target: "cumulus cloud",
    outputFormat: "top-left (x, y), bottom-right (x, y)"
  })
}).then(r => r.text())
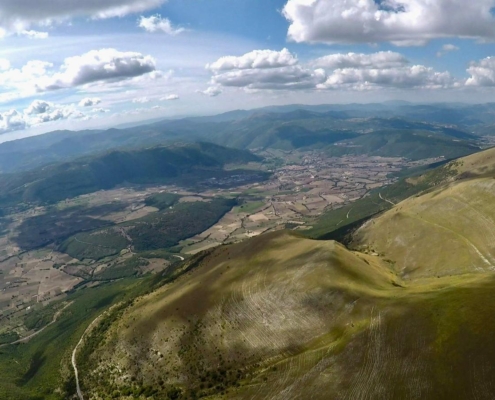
top-left (0, 0), bottom-right (166, 37)
top-left (283, 0), bottom-right (495, 46)
top-left (198, 86), bottom-right (222, 97)
top-left (138, 15), bottom-right (185, 35)
top-left (466, 57), bottom-right (495, 86)
top-left (207, 49), bottom-right (326, 91)
top-left (207, 48), bottom-right (298, 71)
top-left (25, 100), bottom-right (51, 115)
top-left (0, 110), bottom-right (27, 134)
top-left (0, 99), bottom-right (90, 134)
top-left (162, 94), bottom-right (179, 100)
top-left (206, 49), bottom-right (457, 92)
top-left (312, 51), bottom-right (409, 70)
top-left (319, 65), bottom-right (455, 90)
top-left (79, 97), bottom-right (101, 107)
top-left (437, 44), bottom-right (460, 57)
top-left (35, 48), bottom-right (156, 91)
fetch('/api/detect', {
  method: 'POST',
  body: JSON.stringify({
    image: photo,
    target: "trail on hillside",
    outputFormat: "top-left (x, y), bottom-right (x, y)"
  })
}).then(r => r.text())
top-left (72, 313), bottom-right (104, 400)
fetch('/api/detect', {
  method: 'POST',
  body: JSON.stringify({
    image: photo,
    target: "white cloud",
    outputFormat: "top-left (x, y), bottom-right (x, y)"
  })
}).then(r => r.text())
top-left (132, 97), bottom-right (150, 103)
top-left (23, 100), bottom-right (84, 123)
top-left (319, 65), bottom-right (455, 90)
top-left (0, 59), bottom-right (10, 71)
top-left (35, 48), bottom-right (156, 91)
top-left (207, 49), bottom-right (456, 92)
top-left (207, 49), bottom-right (326, 91)
top-left (0, 0), bottom-right (166, 37)
top-left (312, 51), bottom-right (409, 70)
top-left (138, 15), bottom-right (185, 35)
top-left (282, 0), bottom-right (495, 46)
top-left (92, 108), bottom-right (110, 113)
top-left (0, 110), bottom-right (27, 134)
top-left (437, 44), bottom-right (460, 57)
top-left (162, 94), bottom-right (179, 100)
top-left (0, 99), bottom-right (90, 134)
top-left (79, 97), bottom-right (101, 107)
top-left (20, 30), bottom-right (49, 39)
top-left (206, 48), bottom-right (298, 71)
top-left (25, 100), bottom-right (51, 115)
top-left (466, 57), bottom-right (495, 86)
top-left (198, 86), bottom-right (222, 97)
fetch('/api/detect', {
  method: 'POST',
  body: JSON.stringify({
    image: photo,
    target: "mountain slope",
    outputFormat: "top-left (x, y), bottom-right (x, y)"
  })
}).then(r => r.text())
top-left (76, 228), bottom-right (495, 400)
top-left (351, 147), bottom-right (495, 279)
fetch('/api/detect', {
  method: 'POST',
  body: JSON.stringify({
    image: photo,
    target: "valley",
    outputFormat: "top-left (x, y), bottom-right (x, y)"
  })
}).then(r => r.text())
top-left (0, 103), bottom-right (494, 399)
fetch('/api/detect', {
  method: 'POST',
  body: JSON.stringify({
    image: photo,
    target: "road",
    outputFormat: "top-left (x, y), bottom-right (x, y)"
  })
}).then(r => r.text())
top-left (0, 301), bottom-right (72, 348)
top-left (72, 313), bottom-right (104, 400)
top-left (379, 192), bottom-right (396, 206)
top-left (173, 255), bottom-right (185, 261)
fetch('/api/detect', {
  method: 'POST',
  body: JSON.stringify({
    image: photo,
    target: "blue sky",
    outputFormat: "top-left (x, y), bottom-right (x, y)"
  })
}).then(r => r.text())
top-left (0, 0), bottom-right (495, 139)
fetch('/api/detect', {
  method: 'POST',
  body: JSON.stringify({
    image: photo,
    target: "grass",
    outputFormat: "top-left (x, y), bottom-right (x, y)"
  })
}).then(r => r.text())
top-left (74, 229), bottom-right (495, 399)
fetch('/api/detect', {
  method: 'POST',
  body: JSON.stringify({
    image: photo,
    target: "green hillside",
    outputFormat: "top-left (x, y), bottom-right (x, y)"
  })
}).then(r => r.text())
top-left (73, 228), bottom-right (495, 400)
top-left (0, 142), bottom-right (263, 209)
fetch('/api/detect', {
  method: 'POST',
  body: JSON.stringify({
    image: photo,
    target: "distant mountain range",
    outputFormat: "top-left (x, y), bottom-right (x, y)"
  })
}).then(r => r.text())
top-left (0, 102), bottom-right (492, 174)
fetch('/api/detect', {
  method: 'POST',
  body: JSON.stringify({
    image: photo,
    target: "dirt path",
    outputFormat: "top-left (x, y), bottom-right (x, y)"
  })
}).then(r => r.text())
top-left (173, 255), bottom-right (185, 261)
top-left (379, 192), bottom-right (396, 206)
top-left (72, 313), bottom-right (104, 400)
top-left (0, 301), bottom-right (72, 348)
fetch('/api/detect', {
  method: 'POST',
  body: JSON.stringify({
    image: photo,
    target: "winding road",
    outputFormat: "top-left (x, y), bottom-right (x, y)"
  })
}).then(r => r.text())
top-left (72, 313), bottom-right (104, 400)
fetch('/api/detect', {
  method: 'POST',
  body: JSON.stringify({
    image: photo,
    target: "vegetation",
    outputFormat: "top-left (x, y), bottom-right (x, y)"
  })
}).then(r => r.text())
top-left (126, 197), bottom-right (237, 252)
top-left (59, 229), bottom-right (129, 261)
top-left (144, 192), bottom-right (182, 210)
top-left (14, 203), bottom-right (125, 251)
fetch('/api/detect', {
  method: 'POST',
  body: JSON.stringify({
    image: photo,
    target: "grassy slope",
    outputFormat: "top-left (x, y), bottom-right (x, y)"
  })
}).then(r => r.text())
top-left (78, 228), bottom-right (495, 400)
top-left (352, 147), bottom-right (495, 280)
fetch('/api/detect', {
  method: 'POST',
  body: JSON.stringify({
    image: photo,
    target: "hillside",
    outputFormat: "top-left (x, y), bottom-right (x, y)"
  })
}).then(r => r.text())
top-left (351, 147), bottom-right (495, 279)
top-left (0, 142), bottom-right (263, 207)
top-left (75, 227), bottom-right (495, 399)
top-left (209, 113), bottom-right (479, 159)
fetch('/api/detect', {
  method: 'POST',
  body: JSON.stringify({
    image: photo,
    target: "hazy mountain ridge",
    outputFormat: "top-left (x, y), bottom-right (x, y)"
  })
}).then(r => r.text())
top-left (0, 102), bottom-right (490, 173)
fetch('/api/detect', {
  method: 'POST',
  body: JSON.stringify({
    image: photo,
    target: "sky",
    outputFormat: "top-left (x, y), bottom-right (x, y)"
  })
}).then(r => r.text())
top-left (1, 0), bottom-right (495, 139)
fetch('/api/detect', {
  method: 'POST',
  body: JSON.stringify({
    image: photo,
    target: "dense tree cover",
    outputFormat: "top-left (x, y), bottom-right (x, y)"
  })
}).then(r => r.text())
top-left (127, 198), bottom-right (236, 252)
